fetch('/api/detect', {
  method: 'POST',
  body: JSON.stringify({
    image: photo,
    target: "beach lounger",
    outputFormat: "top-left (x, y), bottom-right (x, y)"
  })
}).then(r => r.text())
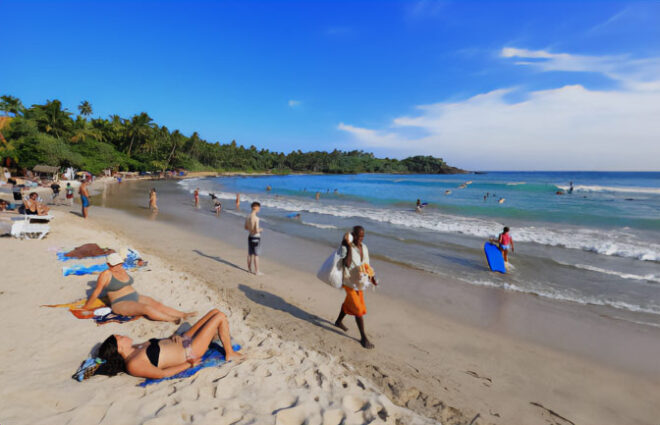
top-left (10, 214), bottom-right (54, 239)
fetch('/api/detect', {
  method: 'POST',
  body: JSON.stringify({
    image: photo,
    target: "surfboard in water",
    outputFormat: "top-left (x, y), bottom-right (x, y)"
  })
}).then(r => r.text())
top-left (484, 242), bottom-right (506, 273)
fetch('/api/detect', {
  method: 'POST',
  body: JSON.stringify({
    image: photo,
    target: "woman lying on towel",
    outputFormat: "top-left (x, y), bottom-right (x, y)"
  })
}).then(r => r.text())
top-left (83, 253), bottom-right (195, 323)
top-left (96, 308), bottom-right (243, 378)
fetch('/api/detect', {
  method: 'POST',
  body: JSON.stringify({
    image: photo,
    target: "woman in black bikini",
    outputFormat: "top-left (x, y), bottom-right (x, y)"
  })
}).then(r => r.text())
top-left (96, 309), bottom-right (243, 378)
top-left (83, 253), bottom-right (195, 322)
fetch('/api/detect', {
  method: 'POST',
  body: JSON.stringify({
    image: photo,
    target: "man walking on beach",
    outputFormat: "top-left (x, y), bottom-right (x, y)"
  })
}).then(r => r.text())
top-left (244, 201), bottom-right (263, 275)
top-left (335, 226), bottom-right (375, 349)
top-left (79, 179), bottom-right (90, 218)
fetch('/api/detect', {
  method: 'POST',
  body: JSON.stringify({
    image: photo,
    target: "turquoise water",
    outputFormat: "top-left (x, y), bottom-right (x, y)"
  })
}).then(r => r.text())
top-left (179, 172), bottom-right (660, 325)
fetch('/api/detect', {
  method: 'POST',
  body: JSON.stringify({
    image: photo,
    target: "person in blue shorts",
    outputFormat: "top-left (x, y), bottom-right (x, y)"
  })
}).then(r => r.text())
top-left (79, 178), bottom-right (90, 218)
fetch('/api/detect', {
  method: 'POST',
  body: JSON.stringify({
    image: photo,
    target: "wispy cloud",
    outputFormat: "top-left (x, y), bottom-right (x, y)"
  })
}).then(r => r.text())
top-left (405, 0), bottom-right (448, 20)
top-left (338, 49), bottom-right (660, 170)
top-left (500, 47), bottom-right (660, 90)
top-left (288, 99), bottom-right (302, 108)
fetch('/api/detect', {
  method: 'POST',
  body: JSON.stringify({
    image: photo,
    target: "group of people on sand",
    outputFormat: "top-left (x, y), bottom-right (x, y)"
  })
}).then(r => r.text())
top-left (81, 252), bottom-right (242, 379)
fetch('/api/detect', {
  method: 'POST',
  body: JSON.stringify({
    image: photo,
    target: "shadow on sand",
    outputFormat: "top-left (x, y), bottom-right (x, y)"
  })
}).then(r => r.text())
top-left (238, 284), bottom-right (356, 341)
top-left (193, 249), bottom-right (247, 273)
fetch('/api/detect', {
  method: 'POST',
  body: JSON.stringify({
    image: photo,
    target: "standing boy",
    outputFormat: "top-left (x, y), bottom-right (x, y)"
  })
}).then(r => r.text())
top-left (65, 183), bottom-right (74, 206)
top-left (244, 201), bottom-right (263, 275)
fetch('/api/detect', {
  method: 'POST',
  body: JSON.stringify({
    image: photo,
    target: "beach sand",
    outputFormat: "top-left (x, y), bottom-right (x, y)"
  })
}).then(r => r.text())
top-left (1, 186), bottom-right (660, 425)
top-left (0, 210), bottom-right (435, 425)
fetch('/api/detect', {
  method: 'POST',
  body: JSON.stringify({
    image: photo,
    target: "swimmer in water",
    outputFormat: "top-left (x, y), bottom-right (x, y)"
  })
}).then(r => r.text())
top-left (498, 198), bottom-right (505, 204)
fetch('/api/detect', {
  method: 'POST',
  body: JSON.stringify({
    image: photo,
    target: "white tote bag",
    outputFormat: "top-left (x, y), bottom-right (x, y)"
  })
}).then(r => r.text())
top-left (317, 247), bottom-right (344, 289)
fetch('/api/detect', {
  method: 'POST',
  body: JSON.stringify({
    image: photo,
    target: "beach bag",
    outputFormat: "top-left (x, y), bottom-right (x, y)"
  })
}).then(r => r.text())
top-left (317, 248), bottom-right (344, 289)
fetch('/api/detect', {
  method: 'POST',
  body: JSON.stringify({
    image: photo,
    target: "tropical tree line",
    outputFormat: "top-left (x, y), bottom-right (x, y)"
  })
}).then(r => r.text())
top-left (0, 95), bottom-right (462, 175)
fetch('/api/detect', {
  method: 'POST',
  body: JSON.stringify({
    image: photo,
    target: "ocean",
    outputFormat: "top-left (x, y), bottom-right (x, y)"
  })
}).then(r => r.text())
top-left (179, 172), bottom-right (660, 326)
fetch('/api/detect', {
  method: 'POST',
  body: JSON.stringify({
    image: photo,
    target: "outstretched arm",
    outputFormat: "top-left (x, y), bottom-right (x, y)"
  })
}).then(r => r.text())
top-left (83, 271), bottom-right (109, 309)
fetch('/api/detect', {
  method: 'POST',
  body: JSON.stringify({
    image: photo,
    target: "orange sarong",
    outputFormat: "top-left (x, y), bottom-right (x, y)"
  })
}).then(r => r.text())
top-left (342, 287), bottom-right (366, 317)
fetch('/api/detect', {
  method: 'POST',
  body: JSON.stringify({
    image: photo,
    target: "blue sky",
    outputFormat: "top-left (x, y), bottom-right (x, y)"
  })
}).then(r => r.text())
top-left (2, 1), bottom-right (659, 170)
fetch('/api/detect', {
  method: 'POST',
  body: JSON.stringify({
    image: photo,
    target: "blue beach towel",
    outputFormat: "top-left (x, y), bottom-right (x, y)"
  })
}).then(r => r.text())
top-left (63, 250), bottom-right (147, 276)
top-left (138, 343), bottom-right (241, 387)
top-left (57, 252), bottom-right (106, 262)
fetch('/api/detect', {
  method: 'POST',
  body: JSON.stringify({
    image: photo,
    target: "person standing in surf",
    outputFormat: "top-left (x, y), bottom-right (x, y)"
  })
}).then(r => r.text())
top-left (498, 226), bottom-right (514, 263)
top-left (334, 225), bottom-right (376, 349)
top-left (193, 188), bottom-right (200, 208)
top-left (149, 188), bottom-right (158, 211)
top-left (244, 201), bottom-right (263, 275)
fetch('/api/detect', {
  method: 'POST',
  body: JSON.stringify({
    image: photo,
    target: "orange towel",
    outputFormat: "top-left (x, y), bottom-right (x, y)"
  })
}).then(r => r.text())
top-left (43, 298), bottom-right (106, 319)
top-left (342, 287), bottom-right (366, 317)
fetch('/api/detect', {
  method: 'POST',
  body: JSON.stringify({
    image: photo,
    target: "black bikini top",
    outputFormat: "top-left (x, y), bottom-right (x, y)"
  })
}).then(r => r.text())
top-left (146, 338), bottom-right (160, 367)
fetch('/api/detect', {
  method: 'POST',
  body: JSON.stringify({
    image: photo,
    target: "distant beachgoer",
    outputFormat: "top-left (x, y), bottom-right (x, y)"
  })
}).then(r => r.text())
top-left (149, 188), bottom-right (158, 211)
top-left (498, 198), bottom-right (505, 204)
top-left (555, 191), bottom-right (564, 195)
top-left (80, 179), bottom-right (90, 218)
top-left (194, 188), bottom-right (200, 208)
top-left (315, 192), bottom-right (320, 201)
top-left (65, 183), bottom-right (74, 206)
top-left (266, 185), bottom-right (272, 192)
top-left (445, 190), bottom-right (451, 195)
top-left (498, 226), bottom-right (514, 263)
top-left (415, 199), bottom-right (422, 213)
top-left (287, 213), bottom-right (301, 220)
top-left (24, 192), bottom-right (50, 215)
top-left (483, 194), bottom-right (487, 201)
top-left (83, 253), bottom-right (196, 322)
top-left (334, 226), bottom-right (376, 349)
top-left (214, 199), bottom-right (222, 216)
top-left (51, 182), bottom-right (61, 203)
top-left (235, 193), bottom-right (240, 210)
top-left (568, 181), bottom-right (574, 194)
top-left (93, 308), bottom-right (243, 379)
top-left (244, 201), bottom-right (263, 275)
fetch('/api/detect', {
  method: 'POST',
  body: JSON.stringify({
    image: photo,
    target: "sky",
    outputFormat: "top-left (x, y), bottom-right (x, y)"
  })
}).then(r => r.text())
top-left (2, 0), bottom-right (659, 171)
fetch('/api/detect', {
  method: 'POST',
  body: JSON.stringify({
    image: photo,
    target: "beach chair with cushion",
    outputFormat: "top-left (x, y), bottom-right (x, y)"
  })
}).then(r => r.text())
top-left (10, 214), bottom-right (53, 240)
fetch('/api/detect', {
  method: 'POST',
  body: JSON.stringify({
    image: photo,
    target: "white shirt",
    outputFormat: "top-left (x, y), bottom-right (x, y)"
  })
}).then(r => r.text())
top-left (340, 242), bottom-right (370, 290)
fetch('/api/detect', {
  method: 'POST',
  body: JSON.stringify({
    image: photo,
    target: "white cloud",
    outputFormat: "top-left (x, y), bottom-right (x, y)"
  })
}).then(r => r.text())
top-left (338, 73), bottom-right (660, 170)
top-left (500, 47), bottom-right (660, 90)
top-left (288, 99), bottom-right (302, 108)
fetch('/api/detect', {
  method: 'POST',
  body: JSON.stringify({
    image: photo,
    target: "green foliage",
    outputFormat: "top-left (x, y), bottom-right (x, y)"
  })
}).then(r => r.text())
top-left (1, 95), bottom-right (462, 175)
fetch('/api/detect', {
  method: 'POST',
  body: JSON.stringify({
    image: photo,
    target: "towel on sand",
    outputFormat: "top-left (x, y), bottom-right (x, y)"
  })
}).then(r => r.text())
top-left (138, 343), bottom-right (241, 387)
top-left (58, 243), bottom-right (114, 260)
top-left (43, 298), bottom-right (139, 325)
top-left (62, 249), bottom-right (147, 276)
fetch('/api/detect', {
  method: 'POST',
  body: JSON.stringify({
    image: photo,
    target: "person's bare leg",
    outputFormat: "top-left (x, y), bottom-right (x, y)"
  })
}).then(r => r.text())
top-left (247, 254), bottom-right (252, 273)
top-left (254, 256), bottom-right (260, 274)
top-left (183, 309), bottom-right (221, 338)
top-left (355, 316), bottom-right (374, 349)
top-left (334, 307), bottom-right (348, 331)
top-left (112, 301), bottom-right (179, 322)
top-left (139, 295), bottom-right (196, 319)
top-left (503, 250), bottom-right (509, 262)
top-left (190, 310), bottom-right (243, 361)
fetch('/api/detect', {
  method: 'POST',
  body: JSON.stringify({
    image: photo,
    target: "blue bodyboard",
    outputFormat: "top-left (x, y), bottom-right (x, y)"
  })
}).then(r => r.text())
top-left (484, 242), bottom-right (506, 273)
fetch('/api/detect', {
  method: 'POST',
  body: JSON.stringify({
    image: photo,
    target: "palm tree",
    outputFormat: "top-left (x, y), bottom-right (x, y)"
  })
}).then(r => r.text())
top-left (28, 99), bottom-right (72, 138)
top-left (70, 116), bottom-right (102, 143)
top-left (0, 95), bottom-right (25, 116)
top-left (78, 100), bottom-right (92, 117)
top-left (166, 129), bottom-right (186, 168)
top-left (124, 112), bottom-right (154, 157)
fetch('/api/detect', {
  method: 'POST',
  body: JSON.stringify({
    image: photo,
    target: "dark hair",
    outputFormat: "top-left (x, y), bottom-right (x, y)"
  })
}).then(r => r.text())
top-left (251, 201), bottom-right (261, 209)
top-left (503, 226), bottom-right (510, 233)
top-left (29, 192), bottom-right (37, 198)
top-left (352, 225), bottom-right (365, 237)
top-left (95, 336), bottom-right (126, 376)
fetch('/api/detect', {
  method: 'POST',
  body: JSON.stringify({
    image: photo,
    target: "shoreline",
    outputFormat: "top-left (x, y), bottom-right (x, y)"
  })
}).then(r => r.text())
top-left (86, 179), bottom-right (660, 424)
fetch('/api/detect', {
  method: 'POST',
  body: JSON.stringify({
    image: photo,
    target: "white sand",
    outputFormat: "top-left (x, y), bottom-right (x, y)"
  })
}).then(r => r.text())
top-left (0, 210), bottom-right (436, 425)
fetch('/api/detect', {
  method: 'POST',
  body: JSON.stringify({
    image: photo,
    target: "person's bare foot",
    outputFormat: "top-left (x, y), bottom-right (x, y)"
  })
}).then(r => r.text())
top-left (360, 338), bottom-right (374, 349)
top-left (226, 351), bottom-right (245, 362)
top-left (334, 321), bottom-right (348, 332)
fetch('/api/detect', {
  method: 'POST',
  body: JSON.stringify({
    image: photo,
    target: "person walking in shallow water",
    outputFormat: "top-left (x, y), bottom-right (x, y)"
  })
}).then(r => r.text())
top-left (334, 226), bottom-right (376, 349)
top-left (149, 188), bottom-right (158, 211)
top-left (193, 188), bottom-right (200, 208)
